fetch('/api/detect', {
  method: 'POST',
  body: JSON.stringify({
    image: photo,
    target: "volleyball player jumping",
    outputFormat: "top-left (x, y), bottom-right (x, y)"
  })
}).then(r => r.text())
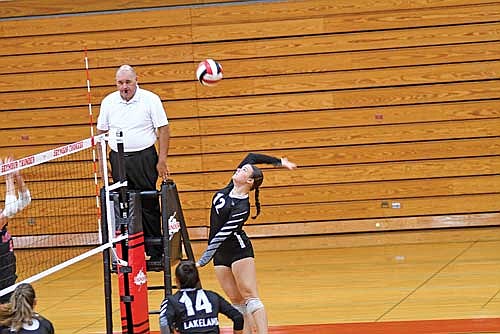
top-left (196, 153), bottom-right (297, 334)
top-left (0, 157), bottom-right (32, 304)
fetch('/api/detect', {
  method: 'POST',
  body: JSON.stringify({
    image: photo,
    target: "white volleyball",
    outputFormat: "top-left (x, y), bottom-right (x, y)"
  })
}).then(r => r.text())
top-left (196, 59), bottom-right (223, 86)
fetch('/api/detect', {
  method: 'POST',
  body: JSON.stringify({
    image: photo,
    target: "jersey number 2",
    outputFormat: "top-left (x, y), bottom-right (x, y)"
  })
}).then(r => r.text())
top-left (179, 290), bottom-right (213, 316)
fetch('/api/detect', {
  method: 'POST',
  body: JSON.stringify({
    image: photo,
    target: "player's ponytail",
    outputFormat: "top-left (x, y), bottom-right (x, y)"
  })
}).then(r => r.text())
top-left (250, 165), bottom-right (264, 219)
top-left (10, 283), bottom-right (36, 332)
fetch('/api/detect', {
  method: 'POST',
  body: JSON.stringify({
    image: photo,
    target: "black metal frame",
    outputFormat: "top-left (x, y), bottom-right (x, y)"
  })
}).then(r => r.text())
top-left (101, 132), bottom-right (196, 332)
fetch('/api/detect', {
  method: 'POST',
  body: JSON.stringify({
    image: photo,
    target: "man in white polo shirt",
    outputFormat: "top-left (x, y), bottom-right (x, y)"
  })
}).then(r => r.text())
top-left (97, 64), bottom-right (170, 262)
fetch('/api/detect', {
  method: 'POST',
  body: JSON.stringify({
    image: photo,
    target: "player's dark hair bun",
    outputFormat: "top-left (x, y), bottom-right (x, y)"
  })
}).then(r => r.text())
top-left (176, 261), bottom-right (199, 288)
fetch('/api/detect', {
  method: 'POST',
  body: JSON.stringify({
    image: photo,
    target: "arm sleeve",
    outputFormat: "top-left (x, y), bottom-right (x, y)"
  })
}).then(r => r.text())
top-left (3, 194), bottom-right (19, 218)
top-left (217, 293), bottom-right (244, 331)
top-left (159, 297), bottom-right (175, 334)
top-left (197, 206), bottom-right (249, 267)
top-left (3, 190), bottom-right (31, 218)
top-left (96, 98), bottom-right (110, 131)
top-left (18, 189), bottom-right (31, 211)
top-left (221, 153), bottom-right (282, 190)
top-left (237, 153), bottom-right (282, 169)
top-left (151, 94), bottom-right (168, 128)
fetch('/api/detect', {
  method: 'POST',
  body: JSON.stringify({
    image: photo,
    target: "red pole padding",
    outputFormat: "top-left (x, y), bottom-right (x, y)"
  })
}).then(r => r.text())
top-left (117, 231), bottom-right (149, 334)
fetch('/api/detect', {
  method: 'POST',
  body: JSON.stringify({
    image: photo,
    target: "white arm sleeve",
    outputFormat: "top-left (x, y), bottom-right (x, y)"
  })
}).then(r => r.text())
top-left (18, 189), bottom-right (31, 211)
top-left (3, 193), bottom-right (20, 217)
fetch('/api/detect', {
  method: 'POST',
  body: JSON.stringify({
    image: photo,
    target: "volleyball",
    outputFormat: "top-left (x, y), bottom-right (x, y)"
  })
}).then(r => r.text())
top-left (196, 59), bottom-right (223, 86)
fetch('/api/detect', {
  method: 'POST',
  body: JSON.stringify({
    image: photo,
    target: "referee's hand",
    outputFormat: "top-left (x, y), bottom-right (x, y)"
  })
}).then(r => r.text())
top-left (157, 158), bottom-right (170, 179)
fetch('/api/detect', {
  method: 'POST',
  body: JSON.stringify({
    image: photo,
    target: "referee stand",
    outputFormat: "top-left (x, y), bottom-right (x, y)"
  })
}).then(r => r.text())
top-left (100, 133), bottom-right (195, 334)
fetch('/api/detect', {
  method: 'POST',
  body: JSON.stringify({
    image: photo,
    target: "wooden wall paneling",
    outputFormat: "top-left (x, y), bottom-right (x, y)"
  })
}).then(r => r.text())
top-left (4, 41), bottom-right (499, 92)
top-left (2, 139), bottom-right (497, 199)
top-left (198, 119), bottom-right (500, 154)
top-left (0, 62), bottom-right (194, 92)
top-left (0, 25), bottom-right (194, 56)
top-left (0, 82), bottom-right (197, 111)
top-left (0, 0), bottom-right (240, 19)
top-left (243, 213), bottom-right (500, 238)
top-left (0, 7), bottom-right (192, 37)
top-left (9, 211), bottom-right (500, 238)
top-left (191, 81), bottom-right (500, 116)
top-left (197, 138), bottom-right (500, 170)
top-left (3, 0), bottom-right (494, 37)
top-left (220, 42), bottom-right (500, 79)
top-left (199, 156), bottom-right (500, 189)
top-left (0, 44), bottom-right (195, 74)
top-left (4, 174), bottom-right (497, 210)
top-left (193, 23), bottom-right (500, 59)
top-left (196, 101), bottom-right (500, 135)
top-left (2, 117), bottom-right (496, 152)
top-left (1, 137), bottom-right (497, 173)
top-left (2, 40), bottom-right (498, 76)
top-left (0, 78), bottom-right (497, 116)
top-left (181, 193), bottom-right (500, 226)
top-left (190, 0), bottom-right (497, 25)
top-left (194, 60), bottom-right (500, 98)
top-left (176, 175), bottom-right (500, 209)
top-left (192, 3), bottom-right (500, 42)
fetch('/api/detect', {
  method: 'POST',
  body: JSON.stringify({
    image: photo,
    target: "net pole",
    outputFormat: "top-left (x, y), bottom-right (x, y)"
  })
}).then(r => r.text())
top-left (100, 186), bottom-right (114, 334)
top-left (99, 135), bottom-right (116, 256)
top-left (115, 130), bottom-right (134, 334)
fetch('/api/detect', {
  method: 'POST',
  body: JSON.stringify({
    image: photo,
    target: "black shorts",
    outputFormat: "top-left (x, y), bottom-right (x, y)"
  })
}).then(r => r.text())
top-left (213, 231), bottom-right (254, 267)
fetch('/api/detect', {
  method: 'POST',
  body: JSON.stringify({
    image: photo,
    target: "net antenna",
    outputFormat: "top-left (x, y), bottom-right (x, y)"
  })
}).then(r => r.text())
top-left (83, 48), bottom-right (126, 268)
top-left (0, 134), bottom-right (128, 298)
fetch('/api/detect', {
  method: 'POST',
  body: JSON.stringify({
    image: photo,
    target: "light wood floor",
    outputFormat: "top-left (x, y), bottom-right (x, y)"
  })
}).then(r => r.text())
top-left (26, 227), bottom-right (500, 333)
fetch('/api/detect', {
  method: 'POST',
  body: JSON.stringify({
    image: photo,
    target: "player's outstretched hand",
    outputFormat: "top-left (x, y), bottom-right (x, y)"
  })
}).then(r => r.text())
top-left (281, 157), bottom-right (297, 170)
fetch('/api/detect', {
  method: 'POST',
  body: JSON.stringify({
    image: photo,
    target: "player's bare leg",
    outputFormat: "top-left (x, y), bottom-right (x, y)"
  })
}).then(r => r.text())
top-left (215, 265), bottom-right (256, 334)
top-left (232, 258), bottom-right (268, 334)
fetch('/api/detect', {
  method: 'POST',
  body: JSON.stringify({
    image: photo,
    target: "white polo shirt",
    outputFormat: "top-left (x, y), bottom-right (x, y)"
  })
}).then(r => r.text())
top-left (97, 87), bottom-right (168, 152)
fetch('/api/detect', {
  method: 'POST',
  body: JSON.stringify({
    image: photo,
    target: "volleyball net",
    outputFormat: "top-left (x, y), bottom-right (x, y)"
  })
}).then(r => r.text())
top-left (0, 134), bottom-right (125, 298)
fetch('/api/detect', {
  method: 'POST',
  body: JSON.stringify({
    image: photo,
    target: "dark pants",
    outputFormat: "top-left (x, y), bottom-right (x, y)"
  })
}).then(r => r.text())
top-left (110, 145), bottom-right (162, 258)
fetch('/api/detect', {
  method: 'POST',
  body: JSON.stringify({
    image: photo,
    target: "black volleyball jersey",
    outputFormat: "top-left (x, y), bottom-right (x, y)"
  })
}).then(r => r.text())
top-left (197, 153), bottom-right (281, 267)
top-left (0, 315), bottom-right (54, 334)
top-left (159, 288), bottom-right (243, 333)
top-left (0, 224), bottom-right (16, 302)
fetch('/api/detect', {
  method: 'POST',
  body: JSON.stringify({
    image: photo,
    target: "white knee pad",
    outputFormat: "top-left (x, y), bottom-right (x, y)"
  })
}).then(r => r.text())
top-left (246, 298), bottom-right (264, 314)
top-left (232, 303), bottom-right (247, 315)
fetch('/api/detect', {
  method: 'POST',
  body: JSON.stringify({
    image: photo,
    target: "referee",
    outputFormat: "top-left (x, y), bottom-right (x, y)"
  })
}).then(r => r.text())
top-left (97, 65), bottom-right (171, 262)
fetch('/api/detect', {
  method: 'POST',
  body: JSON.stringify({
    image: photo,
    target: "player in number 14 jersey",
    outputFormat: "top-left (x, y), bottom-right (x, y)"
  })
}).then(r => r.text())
top-left (159, 261), bottom-right (243, 334)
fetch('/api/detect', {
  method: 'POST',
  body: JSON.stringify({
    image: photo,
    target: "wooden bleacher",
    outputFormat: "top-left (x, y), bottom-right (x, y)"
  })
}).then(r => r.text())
top-left (0, 0), bottom-right (498, 245)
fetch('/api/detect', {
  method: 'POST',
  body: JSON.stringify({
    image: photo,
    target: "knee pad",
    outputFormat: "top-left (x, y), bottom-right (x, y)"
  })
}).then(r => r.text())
top-left (232, 303), bottom-right (247, 315)
top-left (246, 298), bottom-right (264, 314)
